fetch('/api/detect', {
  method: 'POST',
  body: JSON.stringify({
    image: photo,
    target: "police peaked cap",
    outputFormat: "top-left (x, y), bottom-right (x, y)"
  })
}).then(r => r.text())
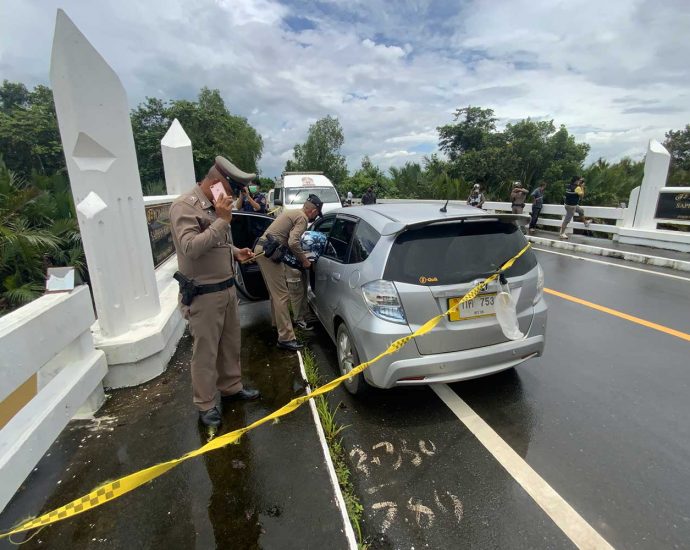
top-left (215, 156), bottom-right (256, 184)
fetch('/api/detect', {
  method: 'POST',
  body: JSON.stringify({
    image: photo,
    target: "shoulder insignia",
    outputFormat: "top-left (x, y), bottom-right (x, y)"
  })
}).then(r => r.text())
top-left (187, 196), bottom-right (198, 204)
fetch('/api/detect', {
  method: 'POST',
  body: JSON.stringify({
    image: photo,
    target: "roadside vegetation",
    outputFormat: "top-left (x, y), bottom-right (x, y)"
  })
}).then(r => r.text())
top-left (2, 78), bottom-right (690, 313)
top-left (301, 348), bottom-right (368, 549)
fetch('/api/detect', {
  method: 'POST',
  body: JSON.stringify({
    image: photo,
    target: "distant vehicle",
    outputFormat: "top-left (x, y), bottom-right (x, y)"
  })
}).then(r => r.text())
top-left (231, 204), bottom-right (547, 396)
top-left (268, 172), bottom-right (341, 216)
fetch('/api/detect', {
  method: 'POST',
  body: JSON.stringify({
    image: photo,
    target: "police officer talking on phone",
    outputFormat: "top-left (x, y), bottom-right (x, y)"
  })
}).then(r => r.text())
top-left (170, 156), bottom-right (259, 428)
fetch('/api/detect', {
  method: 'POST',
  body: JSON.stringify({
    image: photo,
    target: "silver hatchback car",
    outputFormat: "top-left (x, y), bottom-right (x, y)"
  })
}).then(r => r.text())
top-left (306, 203), bottom-right (547, 395)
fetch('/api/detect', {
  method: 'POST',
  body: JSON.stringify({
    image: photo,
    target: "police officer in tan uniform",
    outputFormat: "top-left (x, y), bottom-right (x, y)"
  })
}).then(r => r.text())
top-left (170, 156), bottom-right (259, 428)
top-left (254, 195), bottom-right (322, 351)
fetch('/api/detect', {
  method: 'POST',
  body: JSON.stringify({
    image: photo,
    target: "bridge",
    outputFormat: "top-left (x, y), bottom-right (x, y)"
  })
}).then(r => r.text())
top-left (1, 10), bottom-right (689, 550)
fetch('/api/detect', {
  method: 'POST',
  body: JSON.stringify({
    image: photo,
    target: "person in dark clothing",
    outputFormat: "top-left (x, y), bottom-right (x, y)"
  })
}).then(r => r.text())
top-left (235, 183), bottom-right (267, 213)
top-left (528, 181), bottom-right (547, 233)
top-left (361, 186), bottom-right (377, 205)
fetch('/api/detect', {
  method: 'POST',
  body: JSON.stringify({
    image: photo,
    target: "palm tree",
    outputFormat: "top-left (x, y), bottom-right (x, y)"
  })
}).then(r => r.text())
top-left (0, 159), bottom-right (84, 312)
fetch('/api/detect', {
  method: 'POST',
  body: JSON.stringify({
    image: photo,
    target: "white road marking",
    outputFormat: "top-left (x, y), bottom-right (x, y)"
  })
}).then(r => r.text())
top-left (432, 383), bottom-right (615, 550)
top-left (297, 351), bottom-right (358, 550)
top-left (534, 247), bottom-right (690, 282)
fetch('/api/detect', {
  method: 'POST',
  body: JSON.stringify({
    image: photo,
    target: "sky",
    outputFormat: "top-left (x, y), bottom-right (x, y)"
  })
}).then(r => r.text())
top-left (1, 0), bottom-right (689, 178)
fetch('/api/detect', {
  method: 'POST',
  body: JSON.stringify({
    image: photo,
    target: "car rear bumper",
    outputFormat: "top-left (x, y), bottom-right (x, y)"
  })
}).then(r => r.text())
top-left (356, 299), bottom-right (547, 389)
top-left (370, 334), bottom-right (544, 388)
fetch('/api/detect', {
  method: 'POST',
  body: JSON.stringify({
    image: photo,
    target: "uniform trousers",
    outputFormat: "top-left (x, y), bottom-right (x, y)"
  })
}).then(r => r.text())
top-left (254, 244), bottom-right (296, 342)
top-left (181, 286), bottom-right (242, 411)
top-left (285, 265), bottom-right (309, 322)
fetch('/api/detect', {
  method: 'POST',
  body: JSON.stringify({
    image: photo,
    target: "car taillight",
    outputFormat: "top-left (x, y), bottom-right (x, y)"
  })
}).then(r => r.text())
top-left (362, 280), bottom-right (407, 324)
top-left (534, 264), bottom-right (544, 304)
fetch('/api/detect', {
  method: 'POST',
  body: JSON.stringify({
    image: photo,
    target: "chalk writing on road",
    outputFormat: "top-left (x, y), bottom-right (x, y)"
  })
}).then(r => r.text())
top-left (372, 490), bottom-right (463, 532)
top-left (349, 439), bottom-right (437, 477)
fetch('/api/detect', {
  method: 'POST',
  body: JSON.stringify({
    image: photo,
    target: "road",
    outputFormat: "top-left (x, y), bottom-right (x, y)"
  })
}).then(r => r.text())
top-left (306, 247), bottom-right (690, 549)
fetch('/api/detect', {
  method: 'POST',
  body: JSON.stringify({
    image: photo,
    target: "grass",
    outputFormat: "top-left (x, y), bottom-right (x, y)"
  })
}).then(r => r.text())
top-left (301, 348), bottom-right (368, 549)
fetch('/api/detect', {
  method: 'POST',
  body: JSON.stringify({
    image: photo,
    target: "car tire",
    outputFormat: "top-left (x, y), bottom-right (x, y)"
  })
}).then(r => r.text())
top-left (336, 323), bottom-right (370, 396)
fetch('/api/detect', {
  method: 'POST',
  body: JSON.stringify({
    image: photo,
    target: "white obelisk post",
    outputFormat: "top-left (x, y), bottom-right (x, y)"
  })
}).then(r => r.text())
top-left (161, 118), bottom-right (195, 195)
top-left (50, 10), bottom-right (160, 338)
top-left (632, 140), bottom-right (671, 229)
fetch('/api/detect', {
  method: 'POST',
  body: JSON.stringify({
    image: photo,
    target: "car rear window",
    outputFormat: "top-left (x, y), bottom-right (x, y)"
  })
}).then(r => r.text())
top-left (383, 220), bottom-right (537, 285)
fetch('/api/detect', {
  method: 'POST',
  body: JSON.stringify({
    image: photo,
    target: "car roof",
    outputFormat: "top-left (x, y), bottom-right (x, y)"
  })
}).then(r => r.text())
top-left (326, 202), bottom-right (492, 234)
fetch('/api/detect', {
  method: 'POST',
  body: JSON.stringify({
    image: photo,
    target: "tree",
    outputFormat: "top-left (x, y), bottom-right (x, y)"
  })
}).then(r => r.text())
top-left (284, 115), bottom-right (348, 185)
top-left (663, 125), bottom-right (690, 185)
top-left (0, 80), bottom-right (64, 176)
top-left (437, 106), bottom-right (499, 160)
top-left (131, 88), bottom-right (264, 190)
top-left (0, 159), bottom-right (84, 313)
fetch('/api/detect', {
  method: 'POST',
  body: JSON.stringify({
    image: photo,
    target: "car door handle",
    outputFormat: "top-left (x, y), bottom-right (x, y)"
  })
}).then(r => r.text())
top-left (330, 273), bottom-right (341, 281)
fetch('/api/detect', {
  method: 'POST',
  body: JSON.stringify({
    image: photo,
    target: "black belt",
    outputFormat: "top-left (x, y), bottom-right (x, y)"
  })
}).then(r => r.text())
top-left (196, 277), bottom-right (235, 296)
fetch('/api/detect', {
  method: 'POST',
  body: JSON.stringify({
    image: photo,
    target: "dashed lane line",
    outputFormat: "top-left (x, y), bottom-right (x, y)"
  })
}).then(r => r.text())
top-left (431, 383), bottom-right (615, 550)
top-left (545, 288), bottom-right (690, 343)
top-left (533, 247), bottom-right (690, 282)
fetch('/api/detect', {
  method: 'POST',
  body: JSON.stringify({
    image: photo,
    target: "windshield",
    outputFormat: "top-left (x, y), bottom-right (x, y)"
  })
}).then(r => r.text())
top-left (286, 187), bottom-right (340, 204)
top-left (384, 220), bottom-right (537, 285)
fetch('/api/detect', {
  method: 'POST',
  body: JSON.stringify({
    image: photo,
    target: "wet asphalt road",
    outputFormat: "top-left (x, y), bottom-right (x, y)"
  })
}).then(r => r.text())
top-left (306, 247), bottom-right (690, 549)
top-left (0, 302), bottom-right (349, 550)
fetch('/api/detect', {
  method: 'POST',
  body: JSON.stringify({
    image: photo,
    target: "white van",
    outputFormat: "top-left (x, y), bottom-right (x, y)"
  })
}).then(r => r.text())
top-left (269, 172), bottom-right (342, 215)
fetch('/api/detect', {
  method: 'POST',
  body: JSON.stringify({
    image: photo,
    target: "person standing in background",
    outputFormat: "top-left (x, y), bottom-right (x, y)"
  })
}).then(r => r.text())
top-left (467, 184), bottom-right (485, 209)
top-left (529, 182), bottom-right (547, 234)
top-left (361, 186), bottom-right (377, 205)
top-left (510, 181), bottom-right (530, 214)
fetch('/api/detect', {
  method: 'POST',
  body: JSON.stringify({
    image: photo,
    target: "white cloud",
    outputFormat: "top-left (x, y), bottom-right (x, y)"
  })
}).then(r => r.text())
top-left (1, 0), bottom-right (689, 177)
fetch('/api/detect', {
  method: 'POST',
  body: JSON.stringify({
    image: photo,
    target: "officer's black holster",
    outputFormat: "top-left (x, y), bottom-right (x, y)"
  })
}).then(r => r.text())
top-left (173, 271), bottom-right (235, 306)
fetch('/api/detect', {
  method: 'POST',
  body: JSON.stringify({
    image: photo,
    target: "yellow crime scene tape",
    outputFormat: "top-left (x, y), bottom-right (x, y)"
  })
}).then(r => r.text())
top-left (1, 243), bottom-right (532, 540)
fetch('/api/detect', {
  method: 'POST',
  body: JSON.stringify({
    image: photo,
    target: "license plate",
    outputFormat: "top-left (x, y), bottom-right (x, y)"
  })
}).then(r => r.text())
top-left (448, 293), bottom-right (496, 321)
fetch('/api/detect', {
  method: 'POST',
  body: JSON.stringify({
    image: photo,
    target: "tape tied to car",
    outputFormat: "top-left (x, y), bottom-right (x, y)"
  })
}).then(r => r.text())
top-left (0, 243), bottom-right (532, 540)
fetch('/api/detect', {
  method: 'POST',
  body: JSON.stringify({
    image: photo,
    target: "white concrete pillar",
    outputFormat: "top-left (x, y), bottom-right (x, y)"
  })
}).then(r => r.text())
top-left (632, 140), bottom-right (670, 230)
top-left (161, 118), bottom-right (195, 195)
top-left (49, 10), bottom-right (160, 337)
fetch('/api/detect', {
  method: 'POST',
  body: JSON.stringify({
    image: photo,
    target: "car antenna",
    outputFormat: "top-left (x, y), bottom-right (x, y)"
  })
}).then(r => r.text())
top-left (440, 199), bottom-right (449, 213)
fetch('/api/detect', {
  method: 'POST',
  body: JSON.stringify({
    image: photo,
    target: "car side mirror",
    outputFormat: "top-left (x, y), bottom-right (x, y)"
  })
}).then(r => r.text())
top-left (274, 198), bottom-right (283, 206)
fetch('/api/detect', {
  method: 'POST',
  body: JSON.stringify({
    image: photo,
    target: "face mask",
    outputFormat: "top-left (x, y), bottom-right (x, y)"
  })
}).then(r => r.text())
top-left (248, 185), bottom-right (258, 194)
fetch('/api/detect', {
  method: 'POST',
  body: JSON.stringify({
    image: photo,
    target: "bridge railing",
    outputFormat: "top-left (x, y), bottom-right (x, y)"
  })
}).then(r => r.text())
top-left (377, 199), bottom-right (626, 236)
top-left (0, 286), bottom-right (107, 512)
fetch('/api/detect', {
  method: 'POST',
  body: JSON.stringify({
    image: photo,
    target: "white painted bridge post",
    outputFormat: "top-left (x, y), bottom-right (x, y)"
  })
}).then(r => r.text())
top-left (49, 10), bottom-right (185, 387)
top-left (161, 118), bottom-right (195, 195)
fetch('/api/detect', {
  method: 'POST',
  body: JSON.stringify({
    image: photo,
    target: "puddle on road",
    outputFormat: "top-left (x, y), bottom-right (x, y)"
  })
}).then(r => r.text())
top-left (0, 301), bottom-right (343, 550)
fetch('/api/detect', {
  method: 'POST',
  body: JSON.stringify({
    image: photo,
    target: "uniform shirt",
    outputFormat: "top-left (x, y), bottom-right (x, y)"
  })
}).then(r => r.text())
top-left (262, 209), bottom-right (309, 262)
top-left (170, 185), bottom-right (238, 284)
top-left (510, 188), bottom-right (528, 206)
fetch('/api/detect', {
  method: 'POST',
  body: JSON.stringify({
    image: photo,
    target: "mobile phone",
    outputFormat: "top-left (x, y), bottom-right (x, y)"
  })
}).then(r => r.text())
top-left (210, 182), bottom-right (226, 202)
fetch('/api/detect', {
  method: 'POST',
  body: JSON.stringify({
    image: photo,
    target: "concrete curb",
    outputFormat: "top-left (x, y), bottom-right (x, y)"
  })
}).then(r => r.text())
top-left (527, 236), bottom-right (690, 273)
top-left (297, 351), bottom-right (358, 550)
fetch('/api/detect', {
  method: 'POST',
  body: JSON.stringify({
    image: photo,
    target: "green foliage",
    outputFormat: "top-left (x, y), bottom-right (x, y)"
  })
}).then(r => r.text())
top-left (285, 115), bottom-right (348, 185)
top-left (581, 158), bottom-right (644, 206)
top-left (301, 349), bottom-right (367, 547)
top-left (664, 124), bottom-right (690, 186)
top-left (0, 159), bottom-right (84, 313)
top-left (0, 80), bottom-right (65, 177)
top-left (131, 88), bottom-right (264, 189)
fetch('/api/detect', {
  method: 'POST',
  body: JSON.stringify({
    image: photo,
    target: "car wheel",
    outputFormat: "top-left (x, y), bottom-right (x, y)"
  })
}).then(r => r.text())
top-left (336, 323), bottom-right (369, 396)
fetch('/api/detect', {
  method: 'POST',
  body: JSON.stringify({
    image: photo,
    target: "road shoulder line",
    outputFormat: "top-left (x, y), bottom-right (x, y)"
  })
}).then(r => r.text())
top-left (297, 350), bottom-right (358, 550)
top-left (528, 235), bottom-right (690, 273)
top-left (431, 383), bottom-right (614, 550)
top-left (534, 247), bottom-right (690, 282)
